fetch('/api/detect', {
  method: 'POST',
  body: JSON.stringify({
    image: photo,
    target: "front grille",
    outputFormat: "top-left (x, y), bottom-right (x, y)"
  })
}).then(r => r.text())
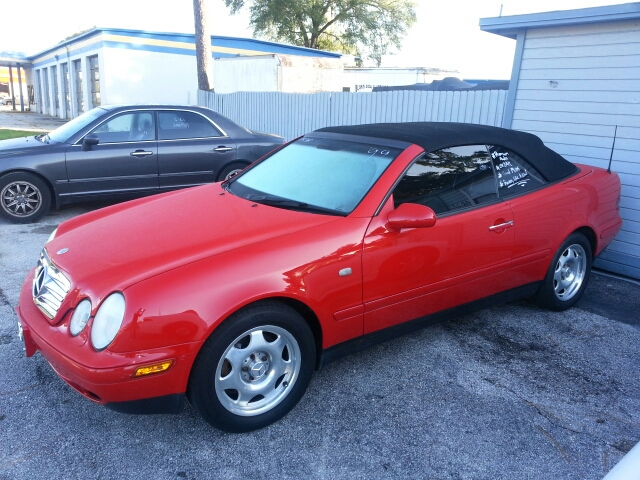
top-left (32, 248), bottom-right (71, 320)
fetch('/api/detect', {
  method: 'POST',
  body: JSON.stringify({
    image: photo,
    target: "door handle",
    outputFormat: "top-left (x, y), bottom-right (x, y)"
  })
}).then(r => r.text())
top-left (213, 146), bottom-right (233, 152)
top-left (489, 220), bottom-right (514, 231)
top-left (130, 150), bottom-right (154, 157)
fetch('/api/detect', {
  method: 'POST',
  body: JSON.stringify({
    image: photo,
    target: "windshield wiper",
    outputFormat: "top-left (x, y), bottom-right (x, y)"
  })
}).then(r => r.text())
top-left (248, 195), bottom-right (343, 215)
top-left (258, 198), bottom-right (309, 208)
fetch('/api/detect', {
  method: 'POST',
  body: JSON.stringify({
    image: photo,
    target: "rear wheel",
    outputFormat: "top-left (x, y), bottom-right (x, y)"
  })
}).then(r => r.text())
top-left (535, 232), bottom-right (592, 311)
top-left (0, 172), bottom-right (51, 223)
top-left (188, 301), bottom-right (315, 432)
top-left (217, 162), bottom-right (248, 181)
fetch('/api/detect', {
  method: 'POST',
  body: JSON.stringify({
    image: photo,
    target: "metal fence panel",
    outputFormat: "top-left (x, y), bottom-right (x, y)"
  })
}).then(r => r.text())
top-left (198, 89), bottom-right (507, 140)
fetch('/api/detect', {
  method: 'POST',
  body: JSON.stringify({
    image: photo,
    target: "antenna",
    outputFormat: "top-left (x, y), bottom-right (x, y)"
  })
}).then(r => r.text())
top-left (608, 125), bottom-right (617, 174)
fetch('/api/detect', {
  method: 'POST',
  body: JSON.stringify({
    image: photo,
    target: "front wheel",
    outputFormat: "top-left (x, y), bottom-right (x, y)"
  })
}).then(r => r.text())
top-left (0, 172), bottom-right (51, 223)
top-left (188, 301), bottom-right (315, 432)
top-left (535, 232), bottom-right (592, 311)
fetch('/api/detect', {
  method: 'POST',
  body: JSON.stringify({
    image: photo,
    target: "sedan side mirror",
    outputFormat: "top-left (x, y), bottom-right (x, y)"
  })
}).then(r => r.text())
top-left (82, 134), bottom-right (100, 151)
top-left (387, 203), bottom-right (437, 229)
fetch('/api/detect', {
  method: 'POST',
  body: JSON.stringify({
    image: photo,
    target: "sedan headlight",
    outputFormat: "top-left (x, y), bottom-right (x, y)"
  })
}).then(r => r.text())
top-left (91, 293), bottom-right (126, 351)
top-left (69, 299), bottom-right (91, 336)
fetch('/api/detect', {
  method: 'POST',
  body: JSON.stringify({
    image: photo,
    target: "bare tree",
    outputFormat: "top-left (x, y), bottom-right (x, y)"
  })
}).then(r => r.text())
top-left (193, 0), bottom-right (213, 91)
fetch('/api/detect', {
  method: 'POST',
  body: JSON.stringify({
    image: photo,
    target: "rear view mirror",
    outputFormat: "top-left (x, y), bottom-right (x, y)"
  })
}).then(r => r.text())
top-left (387, 203), bottom-right (437, 229)
top-left (82, 134), bottom-right (100, 151)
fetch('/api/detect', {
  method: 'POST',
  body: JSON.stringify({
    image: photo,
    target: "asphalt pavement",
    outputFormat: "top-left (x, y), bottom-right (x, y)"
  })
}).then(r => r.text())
top-left (0, 110), bottom-right (639, 479)
top-left (0, 105), bottom-right (67, 131)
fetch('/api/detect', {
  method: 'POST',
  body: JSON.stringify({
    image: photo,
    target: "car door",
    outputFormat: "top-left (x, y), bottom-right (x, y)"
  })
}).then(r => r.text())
top-left (65, 110), bottom-right (159, 196)
top-left (156, 109), bottom-right (237, 189)
top-left (489, 144), bottom-right (555, 281)
top-left (362, 145), bottom-right (516, 334)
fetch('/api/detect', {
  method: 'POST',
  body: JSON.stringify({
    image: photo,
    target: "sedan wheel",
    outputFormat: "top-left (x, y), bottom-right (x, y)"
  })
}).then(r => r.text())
top-left (0, 173), bottom-right (51, 223)
top-left (188, 301), bottom-right (315, 432)
top-left (535, 232), bottom-right (592, 311)
top-left (218, 162), bottom-right (248, 182)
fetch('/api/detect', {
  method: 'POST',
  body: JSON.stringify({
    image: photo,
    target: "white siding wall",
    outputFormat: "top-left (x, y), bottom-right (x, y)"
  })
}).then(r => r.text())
top-left (511, 20), bottom-right (640, 279)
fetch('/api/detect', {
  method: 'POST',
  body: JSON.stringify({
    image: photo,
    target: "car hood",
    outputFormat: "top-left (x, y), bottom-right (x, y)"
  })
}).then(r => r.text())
top-left (47, 183), bottom-right (341, 298)
top-left (0, 136), bottom-right (57, 155)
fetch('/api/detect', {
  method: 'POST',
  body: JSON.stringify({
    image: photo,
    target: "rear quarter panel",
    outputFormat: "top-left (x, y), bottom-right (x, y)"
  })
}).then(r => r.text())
top-left (506, 165), bottom-right (622, 284)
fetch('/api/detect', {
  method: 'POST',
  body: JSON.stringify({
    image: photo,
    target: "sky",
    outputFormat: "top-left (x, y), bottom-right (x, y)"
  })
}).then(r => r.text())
top-left (0, 0), bottom-right (631, 79)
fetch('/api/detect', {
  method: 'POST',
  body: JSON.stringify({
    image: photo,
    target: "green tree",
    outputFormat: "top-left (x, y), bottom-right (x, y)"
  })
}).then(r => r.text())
top-left (224, 0), bottom-right (417, 66)
top-left (193, 0), bottom-right (213, 90)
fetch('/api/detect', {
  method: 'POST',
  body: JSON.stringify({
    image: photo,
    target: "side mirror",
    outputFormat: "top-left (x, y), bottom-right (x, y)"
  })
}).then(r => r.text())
top-left (387, 203), bottom-right (437, 229)
top-left (82, 134), bottom-right (100, 151)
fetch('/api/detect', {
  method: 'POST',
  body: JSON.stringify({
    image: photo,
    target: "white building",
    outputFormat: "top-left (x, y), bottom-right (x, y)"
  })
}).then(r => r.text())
top-left (1, 28), bottom-right (344, 119)
top-left (481, 3), bottom-right (640, 280)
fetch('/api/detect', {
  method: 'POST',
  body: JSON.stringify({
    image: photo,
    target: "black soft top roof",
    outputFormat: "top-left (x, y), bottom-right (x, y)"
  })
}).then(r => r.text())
top-left (315, 122), bottom-right (578, 182)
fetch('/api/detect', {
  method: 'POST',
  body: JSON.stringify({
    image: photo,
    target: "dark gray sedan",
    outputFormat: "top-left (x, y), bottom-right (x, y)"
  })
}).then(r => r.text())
top-left (0, 105), bottom-right (285, 223)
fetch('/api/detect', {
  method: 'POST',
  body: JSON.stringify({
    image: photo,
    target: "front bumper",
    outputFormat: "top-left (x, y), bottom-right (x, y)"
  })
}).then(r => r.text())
top-left (17, 269), bottom-right (201, 411)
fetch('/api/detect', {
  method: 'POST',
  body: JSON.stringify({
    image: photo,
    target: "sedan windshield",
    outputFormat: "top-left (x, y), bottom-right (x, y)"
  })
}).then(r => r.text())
top-left (47, 107), bottom-right (108, 143)
top-left (228, 136), bottom-right (401, 215)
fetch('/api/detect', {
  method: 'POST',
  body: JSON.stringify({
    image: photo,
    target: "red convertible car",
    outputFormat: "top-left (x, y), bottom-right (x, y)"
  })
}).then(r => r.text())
top-left (17, 123), bottom-right (622, 432)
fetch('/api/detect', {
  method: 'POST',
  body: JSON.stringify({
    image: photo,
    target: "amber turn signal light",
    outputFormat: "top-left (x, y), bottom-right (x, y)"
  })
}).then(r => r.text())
top-left (133, 360), bottom-right (174, 378)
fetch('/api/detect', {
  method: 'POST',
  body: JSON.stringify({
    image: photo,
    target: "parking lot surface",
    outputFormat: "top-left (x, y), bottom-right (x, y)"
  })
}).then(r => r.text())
top-left (0, 105), bottom-right (67, 131)
top-left (1, 199), bottom-right (639, 480)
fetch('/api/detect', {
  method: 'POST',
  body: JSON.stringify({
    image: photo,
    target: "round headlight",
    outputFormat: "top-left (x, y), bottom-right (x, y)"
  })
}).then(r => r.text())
top-left (69, 299), bottom-right (91, 336)
top-left (91, 293), bottom-right (126, 351)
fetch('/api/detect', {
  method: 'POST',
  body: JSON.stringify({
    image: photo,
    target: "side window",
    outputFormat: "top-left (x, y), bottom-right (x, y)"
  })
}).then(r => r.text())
top-left (158, 111), bottom-right (221, 140)
top-left (393, 145), bottom-right (497, 215)
top-left (489, 145), bottom-right (546, 197)
top-left (90, 112), bottom-right (155, 143)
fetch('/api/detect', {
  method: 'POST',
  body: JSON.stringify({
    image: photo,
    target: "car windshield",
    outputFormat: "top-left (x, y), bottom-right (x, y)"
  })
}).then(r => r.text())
top-left (228, 136), bottom-right (401, 215)
top-left (46, 107), bottom-right (108, 143)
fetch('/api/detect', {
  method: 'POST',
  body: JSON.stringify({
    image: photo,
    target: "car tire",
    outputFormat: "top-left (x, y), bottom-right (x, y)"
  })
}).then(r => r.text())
top-left (0, 172), bottom-right (51, 223)
top-left (188, 301), bottom-right (315, 433)
top-left (535, 232), bottom-right (592, 311)
top-left (217, 162), bottom-right (248, 181)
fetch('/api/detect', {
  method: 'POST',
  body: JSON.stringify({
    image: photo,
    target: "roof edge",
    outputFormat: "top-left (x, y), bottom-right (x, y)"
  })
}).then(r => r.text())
top-left (480, 2), bottom-right (640, 39)
top-left (26, 27), bottom-right (342, 60)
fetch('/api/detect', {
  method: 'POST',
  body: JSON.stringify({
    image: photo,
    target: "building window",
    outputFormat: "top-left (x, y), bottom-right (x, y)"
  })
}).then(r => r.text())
top-left (73, 59), bottom-right (83, 114)
top-left (88, 55), bottom-right (100, 107)
top-left (51, 66), bottom-right (60, 116)
top-left (61, 63), bottom-right (71, 119)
